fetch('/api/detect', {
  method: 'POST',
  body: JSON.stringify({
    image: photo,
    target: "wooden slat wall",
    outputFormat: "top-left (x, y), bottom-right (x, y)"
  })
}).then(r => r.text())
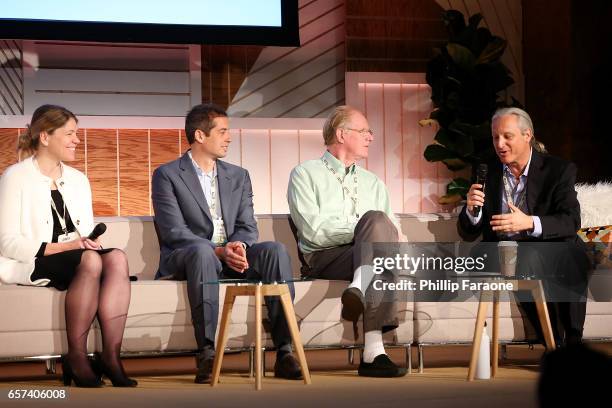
top-left (225, 0), bottom-right (346, 118)
top-left (0, 40), bottom-right (23, 115)
top-left (0, 122), bottom-right (326, 216)
top-left (346, 0), bottom-right (447, 73)
top-left (346, 72), bottom-right (463, 214)
top-left (21, 41), bottom-right (195, 116)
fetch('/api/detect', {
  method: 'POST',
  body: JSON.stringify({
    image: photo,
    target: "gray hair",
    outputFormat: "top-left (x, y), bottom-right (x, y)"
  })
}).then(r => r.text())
top-left (492, 107), bottom-right (547, 153)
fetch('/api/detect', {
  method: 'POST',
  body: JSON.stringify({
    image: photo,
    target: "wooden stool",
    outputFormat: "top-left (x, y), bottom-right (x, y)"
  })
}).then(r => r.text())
top-left (211, 282), bottom-right (312, 390)
top-left (467, 279), bottom-right (556, 381)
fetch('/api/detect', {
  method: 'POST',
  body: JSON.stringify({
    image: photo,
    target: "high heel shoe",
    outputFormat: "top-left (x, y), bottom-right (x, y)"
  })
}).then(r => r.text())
top-left (94, 353), bottom-right (138, 387)
top-left (61, 357), bottom-right (103, 388)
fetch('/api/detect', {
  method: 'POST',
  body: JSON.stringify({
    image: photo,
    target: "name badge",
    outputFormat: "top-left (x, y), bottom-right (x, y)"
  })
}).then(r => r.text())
top-left (58, 231), bottom-right (79, 243)
top-left (212, 218), bottom-right (227, 246)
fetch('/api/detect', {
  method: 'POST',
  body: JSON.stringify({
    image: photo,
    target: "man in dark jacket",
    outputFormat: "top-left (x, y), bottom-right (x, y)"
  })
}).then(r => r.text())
top-left (458, 107), bottom-right (590, 346)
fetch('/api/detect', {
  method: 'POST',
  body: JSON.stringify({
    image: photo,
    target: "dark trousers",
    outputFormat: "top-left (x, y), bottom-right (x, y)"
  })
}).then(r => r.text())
top-left (514, 243), bottom-right (591, 343)
top-left (169, 241), bottom-right (295, 351)
top-left (304, 210), bottom-right (399, 333)
top-left (476, 241), bottom-right (590, 342)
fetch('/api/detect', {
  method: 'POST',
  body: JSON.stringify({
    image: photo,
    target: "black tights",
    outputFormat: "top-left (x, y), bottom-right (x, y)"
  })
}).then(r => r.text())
top-left (64, 249), bottom-right (130, 382)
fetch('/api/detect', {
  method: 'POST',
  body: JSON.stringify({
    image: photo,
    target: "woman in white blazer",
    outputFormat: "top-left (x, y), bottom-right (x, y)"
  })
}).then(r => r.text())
top-left (0, 105), bottom-right (136, 387)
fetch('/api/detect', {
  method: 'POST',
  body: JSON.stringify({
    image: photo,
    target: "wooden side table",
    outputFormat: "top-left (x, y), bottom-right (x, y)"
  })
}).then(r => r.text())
top-left (467, 279), bottom-right (556, 381)
top-left (211, 282), bottom-right (312, 390)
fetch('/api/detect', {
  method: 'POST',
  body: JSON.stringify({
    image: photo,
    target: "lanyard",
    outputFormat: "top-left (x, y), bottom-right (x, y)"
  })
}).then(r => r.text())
top-left (50, 194), bottom-right (68, 235)
top-left (209, 174), bottom-right (220, 220)
top-left (321, 158), bottom-right (359, 218)
top-left (502, 172), bottom-right (527, 212)
top-left (207, 171), bottom-right (227, 246)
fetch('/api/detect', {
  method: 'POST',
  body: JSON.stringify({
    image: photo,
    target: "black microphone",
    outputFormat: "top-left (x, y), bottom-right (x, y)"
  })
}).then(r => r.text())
top-left (87, 223), bottom-right (107, 240)
top-left (473, 164), bottom-right (488, 217)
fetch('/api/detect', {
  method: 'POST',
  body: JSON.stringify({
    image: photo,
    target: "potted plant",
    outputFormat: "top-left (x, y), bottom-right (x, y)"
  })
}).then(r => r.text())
top-left (421, 10), bottom-right (517, 205)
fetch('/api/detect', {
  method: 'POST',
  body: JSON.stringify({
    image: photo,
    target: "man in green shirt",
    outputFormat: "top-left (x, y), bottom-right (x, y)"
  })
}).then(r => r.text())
top-left (287, 105), bottom-right (407, 377)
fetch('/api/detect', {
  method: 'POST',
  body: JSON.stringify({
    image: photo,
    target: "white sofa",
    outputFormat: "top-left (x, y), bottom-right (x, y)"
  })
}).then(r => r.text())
top-left (1, 214), bottom-right (610, 372)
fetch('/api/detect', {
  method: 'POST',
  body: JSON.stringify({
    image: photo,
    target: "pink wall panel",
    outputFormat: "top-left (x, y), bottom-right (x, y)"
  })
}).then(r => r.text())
top-left (223, 129), bottom-right (242, 167)
top-left (417, 84), bottom-right (439, 212)
top-left (402, 84), bottom-right (422, 213)
top-left (241, 129), bottom-right (271, 214)
top-left (347, 73), bottom-right (455, 214)
top-left (363, 84), bottom-right (385, 180)
top-left (270, 130), bottom-right (299, 214)
top-left (382, 84), bottom-right (404, 213)
top-left (298, 130), bottom-right (324, 163)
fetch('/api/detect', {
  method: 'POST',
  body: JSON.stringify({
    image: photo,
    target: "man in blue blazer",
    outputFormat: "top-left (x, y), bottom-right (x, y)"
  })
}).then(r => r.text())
top-left (152, 104), bottom-right (301, 383)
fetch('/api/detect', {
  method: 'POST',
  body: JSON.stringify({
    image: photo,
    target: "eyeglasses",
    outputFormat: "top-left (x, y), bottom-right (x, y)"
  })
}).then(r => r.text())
top-left (343, 127), bottom-right (374, 137)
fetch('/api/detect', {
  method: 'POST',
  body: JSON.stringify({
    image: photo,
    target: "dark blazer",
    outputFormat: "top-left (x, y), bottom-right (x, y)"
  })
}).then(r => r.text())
top-left (152, 151), bottom-right (258, 278)
top-left (457, 150), bottom-right (582, 244)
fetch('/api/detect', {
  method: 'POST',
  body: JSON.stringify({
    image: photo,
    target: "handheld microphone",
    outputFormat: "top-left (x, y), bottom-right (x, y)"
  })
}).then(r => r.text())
top-left (87, 223), bottom-right (107, 240)
top-left (473, 164), bottom-right (488, 217)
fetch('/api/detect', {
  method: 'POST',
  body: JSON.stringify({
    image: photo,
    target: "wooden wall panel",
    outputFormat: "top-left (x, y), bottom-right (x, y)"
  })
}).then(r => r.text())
top-left (180, 130), bottom-right (190, 155)
top-left (436, 0), bottom-right (524, 106)
top-left (70, 128), bottom-right (86, 174)
top-left (346, 0), bottom-right (447, 73)
top-left (118, 130), bottom-right (149, 216)
top-left (0, 129), bottom-right (18, 176)
top-left (149, 129), bottom-right (181, 215)
top-left (150, 129), bottom-right (181, 173)
top-left (0, 119), bottom-right (376, 216)
top-left (224, 0), bottom-right (346, 118)
top-left (87, 129), bottom-right (118, 216)
top-left (21, 41), bottom-right (196, 117)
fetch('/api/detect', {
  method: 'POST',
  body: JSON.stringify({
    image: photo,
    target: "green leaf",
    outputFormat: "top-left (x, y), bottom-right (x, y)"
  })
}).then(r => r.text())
top-left (450, 121), bottom-right (491, 141)
top-left (442, 158), bottom-right (469, 171)
top-left (446, 43), bottom-right (476, 71)
top-left (446, 177), bottom-right (471, 197)
top-left (424, 144), bottom-right (455, 162)
top-left (476, 37), bottom-right (507, 65)
top-left (434, 128), bottom-right (453, 148)
top-left (434, 127), bottom-right (473, 157)
top-left (439, 193), bottom-right (464, 205)
top-left (468, 13), bottom-right (483, 29)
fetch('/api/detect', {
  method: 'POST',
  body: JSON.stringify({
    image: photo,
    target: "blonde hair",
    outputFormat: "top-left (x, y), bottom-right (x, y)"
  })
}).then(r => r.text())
top-left (322, 105), bottom-right (357, 146)
top-left (18, 105), bottom-right (77, 160)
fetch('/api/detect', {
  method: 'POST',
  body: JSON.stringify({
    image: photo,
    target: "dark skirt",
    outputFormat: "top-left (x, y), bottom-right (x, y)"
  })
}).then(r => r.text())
top-left (31, 248), bottom-right (115, 291)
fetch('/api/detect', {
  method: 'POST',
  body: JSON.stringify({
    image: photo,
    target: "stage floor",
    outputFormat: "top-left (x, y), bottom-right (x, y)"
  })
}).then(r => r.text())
top-left (1, 344), bottom-right (610, 408)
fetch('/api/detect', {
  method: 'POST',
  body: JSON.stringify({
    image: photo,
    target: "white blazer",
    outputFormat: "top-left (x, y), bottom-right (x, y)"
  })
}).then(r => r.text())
top-left (0, 157), bottom-right (95, 286)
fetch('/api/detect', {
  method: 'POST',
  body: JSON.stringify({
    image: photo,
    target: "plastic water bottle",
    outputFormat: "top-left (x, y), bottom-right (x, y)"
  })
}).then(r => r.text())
top-left (475, 322), bottom-right (491, 379)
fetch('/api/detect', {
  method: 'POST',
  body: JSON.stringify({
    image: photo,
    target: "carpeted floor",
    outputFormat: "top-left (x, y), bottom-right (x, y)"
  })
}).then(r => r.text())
top-left (1, 344), bottom-right (610, 408)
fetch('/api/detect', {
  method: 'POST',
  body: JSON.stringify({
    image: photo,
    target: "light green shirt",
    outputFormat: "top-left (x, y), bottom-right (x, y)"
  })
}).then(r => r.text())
top-left (287, 150), bottom-right (399, 254)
